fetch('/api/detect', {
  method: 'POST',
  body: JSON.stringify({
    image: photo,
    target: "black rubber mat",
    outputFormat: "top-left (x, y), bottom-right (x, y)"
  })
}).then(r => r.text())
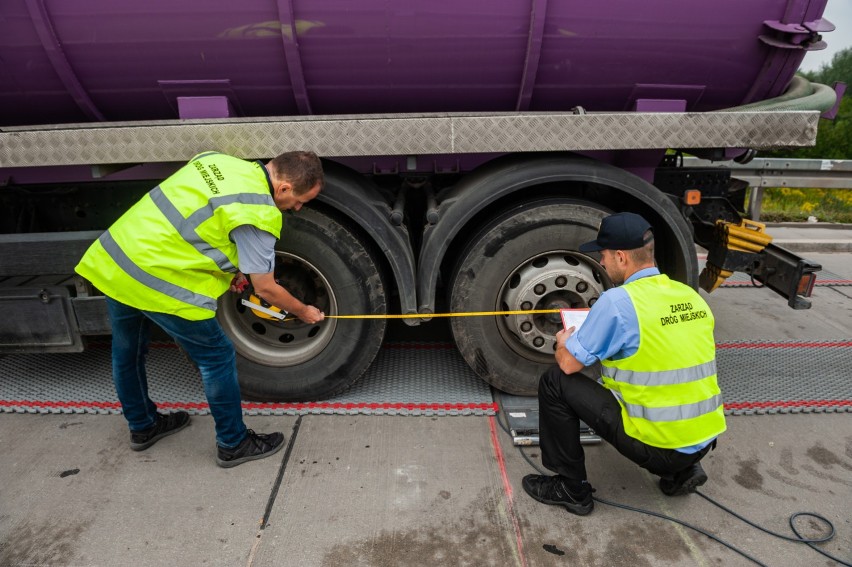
top-left (0, 342), bottom-right (495, 416)
top-left (1, 340), bottom-right (849, 417)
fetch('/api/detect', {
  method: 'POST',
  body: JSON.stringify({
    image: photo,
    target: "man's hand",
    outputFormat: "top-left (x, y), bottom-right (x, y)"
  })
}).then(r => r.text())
top-left (554, 326), bottom-right (585, 375)
top-left (555, 327), bottom-right (575, 345)
top-left (229, 273), bottom-right (249, 293)
top-left (249, 272), bottom-right (325, 324)
top-left (297, 305), bottom-right (325, 325)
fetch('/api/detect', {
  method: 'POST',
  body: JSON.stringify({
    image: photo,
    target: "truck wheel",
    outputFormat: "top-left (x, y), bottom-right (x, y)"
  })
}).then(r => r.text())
top-left (218, 208), bottom-right (386, 401)
top-left (449, 199), bottom-right (612, 395)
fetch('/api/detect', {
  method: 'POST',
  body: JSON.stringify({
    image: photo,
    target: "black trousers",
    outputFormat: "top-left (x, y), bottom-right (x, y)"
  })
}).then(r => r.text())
top-left (538, 365), bottom-right (713, 482)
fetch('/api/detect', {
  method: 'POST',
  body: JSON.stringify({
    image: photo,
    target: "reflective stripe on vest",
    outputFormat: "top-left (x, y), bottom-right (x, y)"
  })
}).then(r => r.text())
top-left (98, 231), bottom-right (218, 312)
top-left (149, 185), bottom-right (276, 273)
top-left (75, 153), bottom-right (282, 320)
top-left (603, 360), bottom-right (717, 387)
top-left (608, 389), bottom-right (724, 422)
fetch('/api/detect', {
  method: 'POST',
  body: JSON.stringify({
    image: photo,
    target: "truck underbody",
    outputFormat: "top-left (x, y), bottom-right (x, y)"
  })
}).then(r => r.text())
top-left (0, 108), bottom-right (825, 399)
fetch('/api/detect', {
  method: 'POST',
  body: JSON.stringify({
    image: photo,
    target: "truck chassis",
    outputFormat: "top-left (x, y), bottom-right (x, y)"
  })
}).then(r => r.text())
top-left (0, 109), bottom-right (824, 399)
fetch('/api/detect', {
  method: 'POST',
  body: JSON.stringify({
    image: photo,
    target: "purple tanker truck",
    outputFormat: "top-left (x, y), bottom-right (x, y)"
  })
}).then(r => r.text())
top-left (0, 0), bottom-right (842, 400)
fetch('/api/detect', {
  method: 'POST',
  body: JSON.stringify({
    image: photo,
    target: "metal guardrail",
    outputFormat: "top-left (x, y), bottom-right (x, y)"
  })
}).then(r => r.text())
top-left (682, 158), bottom-right (852, 220)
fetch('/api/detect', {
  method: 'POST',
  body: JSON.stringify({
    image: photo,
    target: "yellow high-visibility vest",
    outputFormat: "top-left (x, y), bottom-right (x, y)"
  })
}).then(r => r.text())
top-left (76, 152), bottom-right (282, 320)
top-left (601, 274), bottom-right (726, 448)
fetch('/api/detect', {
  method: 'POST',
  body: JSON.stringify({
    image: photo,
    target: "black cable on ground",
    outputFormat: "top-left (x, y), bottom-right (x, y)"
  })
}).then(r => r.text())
top-left (695, 490), bottom-right (849, 566)
top-left (493, 393), bottom-right (850, 567)
top-left (512, 441), bottom-right (768, 566)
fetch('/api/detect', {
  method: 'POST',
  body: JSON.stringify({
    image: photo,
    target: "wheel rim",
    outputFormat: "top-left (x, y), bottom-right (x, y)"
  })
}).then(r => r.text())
top-left (219, 252), bottom-right (337, 366)
top-left (495, 250), bottom-right (610, 362)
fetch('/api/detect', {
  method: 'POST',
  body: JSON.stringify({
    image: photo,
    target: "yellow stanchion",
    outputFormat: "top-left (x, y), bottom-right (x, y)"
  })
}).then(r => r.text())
top-left (699, 219), bottom-right (774, 293)
top-left (723, 219), bottom-right (773, 252)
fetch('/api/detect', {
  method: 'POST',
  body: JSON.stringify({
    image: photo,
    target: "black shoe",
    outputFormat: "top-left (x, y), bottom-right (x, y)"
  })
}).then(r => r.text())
top-left (216, 430), bottom-right (285, 468)
top-left (659, 462), bottom-right (708, 496)
top-left (130, 411), bottom-right (191, 451)
top-left (522, 474), bottom-right (594, 516)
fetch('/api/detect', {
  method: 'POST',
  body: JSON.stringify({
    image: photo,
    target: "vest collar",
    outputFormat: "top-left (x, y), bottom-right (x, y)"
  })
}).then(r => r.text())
top-left (625, 266), bottom-right (660, 285)
top-left (257, 160), bottom-right (275, 196)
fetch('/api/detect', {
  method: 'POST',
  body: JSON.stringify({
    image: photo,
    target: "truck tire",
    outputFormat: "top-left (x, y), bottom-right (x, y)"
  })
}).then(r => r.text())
top-left (218, 208), bottom-right (387, 401)
top-left (449, 199), bottom-right (612, 395)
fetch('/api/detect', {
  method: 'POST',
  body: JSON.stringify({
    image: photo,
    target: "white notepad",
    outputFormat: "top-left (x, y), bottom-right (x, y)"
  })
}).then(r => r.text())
top-left (560, 308), bottom-right (591, 333)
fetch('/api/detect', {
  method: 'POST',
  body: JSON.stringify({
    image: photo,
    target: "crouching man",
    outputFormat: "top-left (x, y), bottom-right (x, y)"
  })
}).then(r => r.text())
top-left (523, 212), bottom-right (726, 515)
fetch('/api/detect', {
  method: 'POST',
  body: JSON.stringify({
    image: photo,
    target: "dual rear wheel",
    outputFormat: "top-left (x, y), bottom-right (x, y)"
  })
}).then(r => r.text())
top-left (218, 208), bottom-right (387, 401)
top-left (217, 198), bottom-right (657, 399)
top-left (449, 199), bottom-right (613, 395)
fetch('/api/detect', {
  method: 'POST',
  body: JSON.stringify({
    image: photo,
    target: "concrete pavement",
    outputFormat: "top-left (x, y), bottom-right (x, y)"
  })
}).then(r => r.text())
top-left (1, 412), bottom-right (850, 566)
top-left (1, 239), bottom-right (850, 567)
top-left (763, 222), bottom-right (852, 253)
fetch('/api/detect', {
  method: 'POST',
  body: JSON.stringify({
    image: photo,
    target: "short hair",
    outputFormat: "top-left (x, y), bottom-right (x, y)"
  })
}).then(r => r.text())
top-left (269, 151), bottom-right (324, 195)
top-left (625, 229), bottom-right (655, 264)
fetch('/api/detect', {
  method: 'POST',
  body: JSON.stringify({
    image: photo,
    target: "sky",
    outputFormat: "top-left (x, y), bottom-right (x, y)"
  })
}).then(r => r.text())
top-left (798, 0), bottom-right (852, 72)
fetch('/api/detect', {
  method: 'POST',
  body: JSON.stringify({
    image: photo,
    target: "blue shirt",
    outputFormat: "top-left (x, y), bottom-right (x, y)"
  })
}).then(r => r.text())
top-left (231, 225), bottom-right (277, 274)
top-left (565, 267), bottom-right (713, 454)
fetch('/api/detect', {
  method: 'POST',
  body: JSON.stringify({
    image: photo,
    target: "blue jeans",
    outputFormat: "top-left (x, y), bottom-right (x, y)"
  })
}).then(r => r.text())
top-left (106, 297), bottom-right (247, 448)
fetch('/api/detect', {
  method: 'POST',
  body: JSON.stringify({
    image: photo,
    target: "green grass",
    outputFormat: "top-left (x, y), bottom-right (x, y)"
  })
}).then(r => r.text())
top-left (754, 187), bottom-right (852, 223)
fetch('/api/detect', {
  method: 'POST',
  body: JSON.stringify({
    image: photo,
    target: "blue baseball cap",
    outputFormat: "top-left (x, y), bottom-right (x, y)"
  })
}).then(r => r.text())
top-left (579, 212), bottom-right (653, 252)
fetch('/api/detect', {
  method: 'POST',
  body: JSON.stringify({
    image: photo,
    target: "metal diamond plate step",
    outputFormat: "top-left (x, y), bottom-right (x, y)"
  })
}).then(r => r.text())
top-left (1, 111), bottom-right (819, 168)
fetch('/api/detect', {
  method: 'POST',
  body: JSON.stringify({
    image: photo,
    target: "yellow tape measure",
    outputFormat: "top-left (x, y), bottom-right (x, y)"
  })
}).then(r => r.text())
top-left (278, 309), bottom-right (562, 323)
top-left (329, 309), bottom-right (560, 319)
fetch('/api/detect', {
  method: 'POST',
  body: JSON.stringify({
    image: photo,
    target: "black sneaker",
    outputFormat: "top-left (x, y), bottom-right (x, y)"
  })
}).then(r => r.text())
top-left (130, 411), bottom-right (191, 451)
top-left (659, 462), bottom-right (708, 496)
top-left (216, 430), bottom-right (285, 468)
top-left (522, 474), bottom-right (595, 516)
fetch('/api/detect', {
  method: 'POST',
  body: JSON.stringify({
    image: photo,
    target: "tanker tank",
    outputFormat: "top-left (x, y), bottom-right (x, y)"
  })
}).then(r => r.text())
top-left (0, 0), bottom-right (836, 126)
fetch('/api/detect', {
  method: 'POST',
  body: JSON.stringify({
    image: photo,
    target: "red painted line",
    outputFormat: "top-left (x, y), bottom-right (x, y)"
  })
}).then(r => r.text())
top-left (0, 399), bottom-right (499, 413)
top-left (93, 341), bottom-right (457, 351)
top-left (716, 341), bottom-right (852, 349)
top-left (239, 401), bottom-right (499, 411)
top-left (720, 280), bottom-right (851, 287)
top-left (725, 399), bottom-right (852, 410)
top-left (488, 415), bottom-right (528, 567)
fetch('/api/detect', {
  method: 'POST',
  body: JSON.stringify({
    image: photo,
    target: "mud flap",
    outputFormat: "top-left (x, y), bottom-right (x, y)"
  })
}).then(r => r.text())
top-left (0, 286), bottom-right (83, 352)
